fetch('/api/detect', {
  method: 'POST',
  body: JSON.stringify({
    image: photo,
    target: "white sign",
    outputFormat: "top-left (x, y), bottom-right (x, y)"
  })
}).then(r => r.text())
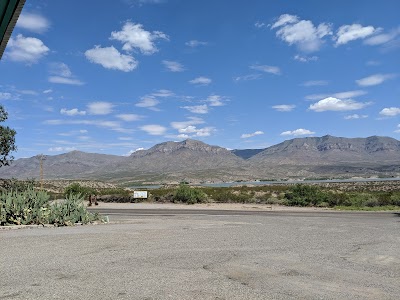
top-left (133, 191), bottom-right (148, 199)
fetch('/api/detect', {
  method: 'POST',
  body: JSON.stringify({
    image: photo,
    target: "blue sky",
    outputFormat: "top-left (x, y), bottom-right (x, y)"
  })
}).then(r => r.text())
top-left (1, 0), bottom-right (400, 158)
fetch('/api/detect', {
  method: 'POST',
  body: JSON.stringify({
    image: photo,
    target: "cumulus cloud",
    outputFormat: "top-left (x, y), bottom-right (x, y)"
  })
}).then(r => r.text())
top-left (48, 62), bottom-right (85, 85)
top-left (140, 124), bottom-right (167, 135)
top-left (271, 14), bottom-right (332, 52)
top-left (379, 107), bottom-right (400, 117)
top-left (272, 105), bottom-right (296, 112)
top-left (6, 34), bottom-right (49, 63)
top-left (85, 45), bottom-right (138, 72)
top-left (250, 64), bottom-right (281, 75)
top-left (189, 76), bottom-right (212, 85)
top-left (162, 60), bottom-right (184, 72)
top-left (185, 40), bottom-right (208, 47)
top-left (356, 74), bottom-right (395, 87)
top-left (281, 129), bottom-right (315, 136)
top-left (305, 90), bottom-right (367, 101)
top-left (177, 126), bottom-right (215, 138)
top-left (182, 104), bottom-right (208, 114)
top-left (17, 12), bottom-right (50, 33)
top-left (60, 108), bottom-right (86, 116)
top-left (294, 54), bottom-right (318, 62)
top-left (116, 114), bottom-right (143, 121)
top-left (110, 21), bottom-right (168, 54)
top-left (241, 131), bottom-right (264, 138)
top-left (335, 24), bottom-right (378, 46)
top-left (344, 114), bottom-right (368, 120)
top-left (87, 102), bottom-right (113, 115)
top-left (309, 97), bottom-right (370, 112)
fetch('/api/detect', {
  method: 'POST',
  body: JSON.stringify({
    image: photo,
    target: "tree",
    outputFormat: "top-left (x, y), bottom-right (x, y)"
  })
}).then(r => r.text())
top-left (0, 105), bottom-right (16, 167)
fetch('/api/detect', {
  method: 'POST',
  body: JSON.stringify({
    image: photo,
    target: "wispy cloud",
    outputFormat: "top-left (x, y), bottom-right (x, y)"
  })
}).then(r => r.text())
top-left (87, 102), bottom-right (114, 115)
top-left (140, 124), bottom-right (167, 135)
top-left (176, 126), bottom-right (215, 139)
top-left (171, 117), bottom-right (205, 130)
top-left (185, 40), bottom-right (208, 47)
top-left (301, 80), bottom-right (329, 87)
top-left (294, 54), bottom-right (318, 62)
top-left (344, 114), bottom-right (368, 120)
top-left (135, 96), bottom-right (160, 110)
top-left (356, 73), bottom-right (395, 87)
top-left (182, 104), bottom-right (209, 114)
top-left (162, 60), bottom-right (185, 72)
top-left (305, 90), bottom-right (367, 101)
top-left (189, 76), bottom-right (212, 85)
top-left (233, 74), bottom-right (262, 82)
top-left (60, 108), bottom-right (86, 116)
top-left (272, 104), bottom-right (296, 112)
top-left (250, 64), bottom-right (281, 75)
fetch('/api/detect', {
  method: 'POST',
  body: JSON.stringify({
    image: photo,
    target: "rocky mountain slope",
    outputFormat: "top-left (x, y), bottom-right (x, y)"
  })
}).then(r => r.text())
top-left (0, 136), bottom-right (399, 183)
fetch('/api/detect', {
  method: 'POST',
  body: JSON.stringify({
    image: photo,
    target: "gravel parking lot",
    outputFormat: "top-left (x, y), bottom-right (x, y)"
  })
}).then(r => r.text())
top-left (1, 208), bottom-right (399, 299)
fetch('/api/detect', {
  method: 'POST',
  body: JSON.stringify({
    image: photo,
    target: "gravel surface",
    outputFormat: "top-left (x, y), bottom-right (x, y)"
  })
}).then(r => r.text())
top-left (1, 210), bottom-right (399, 299)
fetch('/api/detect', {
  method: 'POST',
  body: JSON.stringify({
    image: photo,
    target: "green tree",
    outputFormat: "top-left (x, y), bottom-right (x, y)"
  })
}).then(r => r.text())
top-left (0, 105), bottom-right (16, 167)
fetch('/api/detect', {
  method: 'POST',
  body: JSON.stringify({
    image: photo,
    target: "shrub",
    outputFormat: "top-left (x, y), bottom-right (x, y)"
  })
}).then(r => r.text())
top-left (285, 184), bottom-right (329, 206)
top-left (173, 184), bottom-right (207, 204)
top-left (64, 183), bottom-right (95, 198)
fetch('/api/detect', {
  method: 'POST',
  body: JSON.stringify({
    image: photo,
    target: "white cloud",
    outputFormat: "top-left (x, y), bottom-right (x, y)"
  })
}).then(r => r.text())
top-left (0, 92), bottom-right (12, 100)
top-left (281, 129), bottom-right (315, 136)
top-left (6, 34), bottom-right (49, 63)
top-left (110, 21), bottom-right (168, 54)
top-left (356, 74), bottom-right (395, 87)
top-left (305, 90), bottom-right (367, 101)
top-left (80, 130), bottom-right (88, 134)
top-left (250, 64), bottom-right (281, 75)
top-left (87, 102), bottom-right (113, 115)
top-left (233, 74), bottom-right (262, 82)
top-left (396, 125), bottom-right (400, 133)
top-left (309, 97), bottom-right (370, 112)
top-left (255, 21), bottom-right (266, 29)
top-left (140, 124), bottom-right (167, 135)
top-left (272, 105), bottom-right (296, 112)
top-left (366, 60), bottom-right (381, 66)
top-left (43, 89), bottom-right (53, 94)
top-left (241, 131), bottom-right (264, 138)
top-left (344, 114), bottom-right (368, 120)
top-left (125, 148), bottom-right (145, 156)
top-left (60, 108), bottom-right (86, 116)
top-left (176, 126), bottom-right (215, 138)
top-left (335, 24), bottom-right (378, 46)
top-left (85, 45), bottom-right (137, 72)
top-left (301, 80), bottom-right (328, 87)
top-left (379, 107), bottom-right (400, 117)
top-left (182, 104), bottom-right (208, 114)
top-left (185, 40), bottom-right (208, 47)
top-left (48, 76), bottom-right (84, 86)
top-left (207, 95), bottom-right (225, 107)
top-left (294, 54), bottom-right (318, 62)
top-left (189, 76), bottom-right (212, 85)
top-left (162, 60), bottom-right (184, 72)
top-left (271, 14), bottom-right (332, 52)
top-left (48, 147), bottom-right (77, 152)
top-left (364, 28), bottom-right (400, 46)
top-left (116, 114), bottom-right (143, 121)
top-left (135, 96), bottom-right (160, 110)
top-left (151, 89), bottom-right (174, 97)
top-left (171, 117), bottom-right (205, 130)
top-left (16, 12), bottom-right (50, 33)
top-left (45, 119), bottom-right (131, 133)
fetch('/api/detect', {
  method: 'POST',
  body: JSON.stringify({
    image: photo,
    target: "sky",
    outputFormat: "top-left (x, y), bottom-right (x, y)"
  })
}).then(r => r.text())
top-left (1, 0), bottom-right (400, 158)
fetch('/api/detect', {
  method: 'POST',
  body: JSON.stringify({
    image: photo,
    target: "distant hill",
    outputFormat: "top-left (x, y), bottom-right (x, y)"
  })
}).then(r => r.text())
top-left (231, 148), bottom-right (264, 159)
top-left (0, 136), bottom-right (399, 183)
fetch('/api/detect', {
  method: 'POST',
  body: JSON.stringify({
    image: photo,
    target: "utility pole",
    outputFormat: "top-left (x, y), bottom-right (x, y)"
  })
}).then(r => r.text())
top-left (38, 154), bottom-right (46, 190)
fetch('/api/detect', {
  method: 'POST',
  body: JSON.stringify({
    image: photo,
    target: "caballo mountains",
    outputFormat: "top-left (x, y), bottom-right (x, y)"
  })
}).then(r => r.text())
top-left (0, 135), bottom-right (399, 184)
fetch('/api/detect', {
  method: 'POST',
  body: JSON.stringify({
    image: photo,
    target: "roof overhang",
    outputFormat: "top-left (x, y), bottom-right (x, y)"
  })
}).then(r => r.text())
top-left (0, 0), bottom-right (26, 59)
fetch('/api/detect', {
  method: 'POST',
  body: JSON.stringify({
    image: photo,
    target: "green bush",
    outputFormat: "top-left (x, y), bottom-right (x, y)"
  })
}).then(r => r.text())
top-left (285, 184), bottom-right (330, 206)
top-left (0, 188), bottom-right (102, 226)
top-left (173, 184), bottom-right (207, 204)
top-left (64, 183), bottom-right (95, 198)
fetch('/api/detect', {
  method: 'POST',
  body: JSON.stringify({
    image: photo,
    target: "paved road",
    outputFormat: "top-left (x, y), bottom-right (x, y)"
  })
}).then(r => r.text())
top-left (1, 209), bottom-right (399, 299)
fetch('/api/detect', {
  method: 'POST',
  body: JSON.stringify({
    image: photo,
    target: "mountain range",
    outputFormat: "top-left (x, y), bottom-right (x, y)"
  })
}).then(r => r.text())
top-left (0, 135), bottom-right (399, 184)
